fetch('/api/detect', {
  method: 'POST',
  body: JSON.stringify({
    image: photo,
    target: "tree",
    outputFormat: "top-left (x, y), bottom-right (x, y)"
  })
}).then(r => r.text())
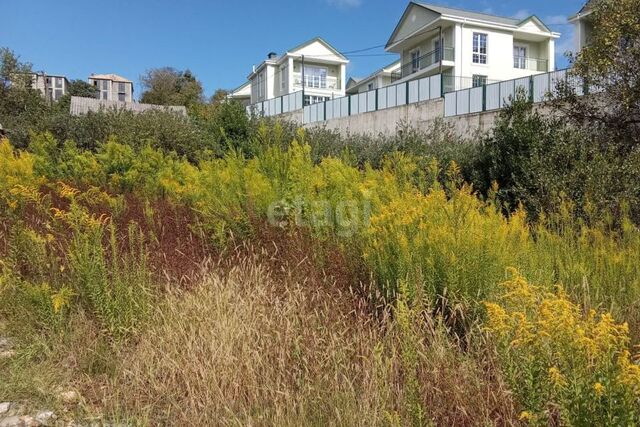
top-left (0, 47), bottom-right (33, 91)
top-left (139, 67), bottom-right (204, 107)
top-left (555, 0), bottom-right (640, 151)
top-left (210, 89), bottom-right (229, 105)
top-left (67, 79), bottom-right (99, 98)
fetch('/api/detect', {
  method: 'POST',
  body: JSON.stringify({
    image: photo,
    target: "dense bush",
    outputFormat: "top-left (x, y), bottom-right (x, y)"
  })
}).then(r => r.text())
top-left (474, 95), bottom-right (640, 224)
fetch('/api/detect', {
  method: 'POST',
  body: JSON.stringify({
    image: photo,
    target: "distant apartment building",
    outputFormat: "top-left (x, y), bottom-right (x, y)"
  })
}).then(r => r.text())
top-left (88, 73), bottom-right (134, 102)
top-left (30, 73), bottom-right (69, 101)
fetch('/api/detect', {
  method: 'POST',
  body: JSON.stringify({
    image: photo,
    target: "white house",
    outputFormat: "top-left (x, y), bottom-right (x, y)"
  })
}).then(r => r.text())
top-left (227, 81), bottom-right (251, 106)
top-left (247, 37), bottom-right (349, 106)
top-left (385, 2), bottom-right (560, 91)
top-left (30, 73), bottom-right (69, 102)
top-left (568, 1), bottom-right (594, 53)
top-left (88, 73), bottom-right (134, 102)
top-left (346, 59), bottom-right (401, 95)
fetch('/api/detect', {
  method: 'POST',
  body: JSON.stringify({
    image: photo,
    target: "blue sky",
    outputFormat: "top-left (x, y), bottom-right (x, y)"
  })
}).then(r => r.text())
top-left (1, 0), bottom-right (584, 98)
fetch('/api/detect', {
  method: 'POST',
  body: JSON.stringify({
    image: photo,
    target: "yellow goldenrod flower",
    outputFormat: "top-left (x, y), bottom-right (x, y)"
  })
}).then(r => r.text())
top-left (593, 382), bottom-right (605, 397)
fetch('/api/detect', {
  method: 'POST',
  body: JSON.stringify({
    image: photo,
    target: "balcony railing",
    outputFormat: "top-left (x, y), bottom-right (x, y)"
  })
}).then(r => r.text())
top-left (293, 74), bottom-right (339, 90)
top-left (513, 56), bottom-right (548, 72)
top-left (392, 47), bottom-right (455, 81)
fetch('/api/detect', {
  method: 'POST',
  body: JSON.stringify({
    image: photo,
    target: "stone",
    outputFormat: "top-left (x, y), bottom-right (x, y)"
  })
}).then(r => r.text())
top-left (35, 411), bottom-right (55, 426)
top-left (19, 415), bottom-right (37, 427)
top-left (0, 416), bottom-right (21, 427)
top-left (0, 403), bottom-right (10, 415)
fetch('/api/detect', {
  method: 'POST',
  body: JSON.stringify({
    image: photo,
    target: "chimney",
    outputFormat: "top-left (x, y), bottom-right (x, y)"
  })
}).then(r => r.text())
top-left (267, 52), bottom-right (278, 60)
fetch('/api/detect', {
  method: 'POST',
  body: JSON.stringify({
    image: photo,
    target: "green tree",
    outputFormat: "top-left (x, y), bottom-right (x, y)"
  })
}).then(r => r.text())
top-left (556, 0), bottom-right (640, 150)
top-left (67, 79), bottom-right (99, 98)
top-left (139, 67), bottom-right (204, 108)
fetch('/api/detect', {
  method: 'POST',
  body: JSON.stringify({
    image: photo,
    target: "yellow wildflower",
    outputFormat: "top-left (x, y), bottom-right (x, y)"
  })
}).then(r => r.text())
top-left (593, 382), bottom-right (605, 397)
top-left (549, 367), bottom-right (567, 388)
top-left (519, 411), bottom-right (533, 421)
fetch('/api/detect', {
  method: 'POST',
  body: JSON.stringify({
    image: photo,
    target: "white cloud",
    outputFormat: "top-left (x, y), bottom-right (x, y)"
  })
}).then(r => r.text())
top-left (326, 0), bottom-right (362, 8)
top-left (544, 15), bottom-right (568, 25)
top-left (513, 9), bottom-right (531, 20)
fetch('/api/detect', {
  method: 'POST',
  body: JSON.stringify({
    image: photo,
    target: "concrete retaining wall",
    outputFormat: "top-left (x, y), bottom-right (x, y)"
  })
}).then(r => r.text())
top-left (271, 99), bottom-right (552, 140)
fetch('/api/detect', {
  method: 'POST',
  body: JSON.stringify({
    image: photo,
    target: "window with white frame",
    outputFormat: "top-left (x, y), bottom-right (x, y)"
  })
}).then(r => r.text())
top-left (434, 38), bottom-right (441, 61)
top-left (118, 82), bottom-right (126, 102)
top-left (367, 82), bottom-right (374, 91)
top-left (513, 45), bottom-right (527, 69)
top-left (303, 95), bottom-right (329, 106)
top-left (280, 64), bottom-right (288, 91)
top-left (303, 66), bottom-right (327, 89)
top-left (472, 74), bottom-right (488, 87)
top-left (472, 33), bottom-right (488, 64)
top-left (411, 49), bottom-right (421, 72)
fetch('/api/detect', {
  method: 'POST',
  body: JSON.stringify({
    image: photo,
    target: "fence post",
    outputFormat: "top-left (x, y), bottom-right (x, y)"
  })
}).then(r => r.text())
top-left (440, 74), bottom-right (445, 98)
top-left (281, 96), bottom-right (284, 114)
top-left (405, 82), bottom-right (409, 105)
top-left (323, 100), bottom-right (327, 121)
top-left (348, 95), bottom-right (351, 116)
top-left (375, 88), bottom-right (379, 111)
top-left (482, 84), bottom-right (487, 111)
top-left (529, 76), bottom-right (534, 103)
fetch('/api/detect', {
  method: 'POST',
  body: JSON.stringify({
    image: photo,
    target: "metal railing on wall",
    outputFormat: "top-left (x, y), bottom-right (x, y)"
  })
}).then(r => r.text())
top-left (246, 91), bottom-right (304, 118)
top-left (443, 69), bottom-right (583, 117)
top-left (303, 74), bottom-right (442, 124)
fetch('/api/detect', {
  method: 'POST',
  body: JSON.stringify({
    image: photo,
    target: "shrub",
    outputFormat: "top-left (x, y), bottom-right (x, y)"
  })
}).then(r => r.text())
top-left (485, 270), bottom-right (640, 425)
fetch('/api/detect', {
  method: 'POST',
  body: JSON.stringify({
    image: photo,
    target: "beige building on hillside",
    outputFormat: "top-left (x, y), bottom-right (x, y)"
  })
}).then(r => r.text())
top-left (30, 73), bottom-right (69, 102)
top-left (88, 73), bottom-right (134, 102)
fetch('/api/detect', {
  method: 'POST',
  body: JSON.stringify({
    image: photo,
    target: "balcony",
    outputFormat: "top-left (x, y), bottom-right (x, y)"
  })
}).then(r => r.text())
top-left (392, 47), bottom-right (455, 81)
top-left (513, 56), bottom-right (548, 72)
top-left (293, 74), bottom-right (340, 90)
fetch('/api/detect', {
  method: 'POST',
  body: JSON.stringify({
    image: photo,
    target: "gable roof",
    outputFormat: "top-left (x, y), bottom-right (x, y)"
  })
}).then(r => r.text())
top-left (229, 81), bottom-right (251, 97)
top-left (517, 15), bottom-right (552, 33)
top-left (416, 3), bottom-right (520, 26)
top-left (386, 2), bottom-right (557, 49)
top-left (287, 37), bottom-right (348, 61)
top-left (248, 37), bottom-right (348, 80)
top-left (569, 1), bottom-right (594, 22)
top-left (89, 73), bottom-right (133, 83)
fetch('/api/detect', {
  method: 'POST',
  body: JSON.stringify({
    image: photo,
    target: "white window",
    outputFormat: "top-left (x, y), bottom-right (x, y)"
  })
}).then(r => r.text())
top-left (367, 82), bottom-right (374, 91)
top-left (434, 39), bottom-right (441, 61)
top-left (472, 33), bottom-right (488, 64)
top-left (304, 66), bottom-right (327, 89)
top-left (472, 74), bottom-right (488, 87)
top-left (514, 45), bottom-right (527, 69)
top-left (280, 64), bottom-right (287, 91)
top-left (304, 95), bottom-right (329, 106)
top-left (411, 49), bottom-right (421, 72)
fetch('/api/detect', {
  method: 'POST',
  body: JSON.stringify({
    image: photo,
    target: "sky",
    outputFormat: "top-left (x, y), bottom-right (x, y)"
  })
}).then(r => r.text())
top-left (1, 0), bottom-right (585, 99)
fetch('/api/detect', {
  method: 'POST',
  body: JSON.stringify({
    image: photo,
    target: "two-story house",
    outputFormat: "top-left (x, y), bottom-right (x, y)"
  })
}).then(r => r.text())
top-left (247, 37), bottom-right (348, 106)
top-left (346, 59), bottom-right (401, 95)
top-left (385, 2), bottom-right (560, 91)
top-left (88, 73), bottom-right (134, 102)
top-left (30, 73), bottom-right (69, 102)
top-left (568, 1), bottom-right (594, 53)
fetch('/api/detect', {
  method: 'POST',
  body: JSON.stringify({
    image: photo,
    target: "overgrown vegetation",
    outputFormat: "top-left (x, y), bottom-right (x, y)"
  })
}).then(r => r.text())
top-left (2, 0), bottom-right (640, 423)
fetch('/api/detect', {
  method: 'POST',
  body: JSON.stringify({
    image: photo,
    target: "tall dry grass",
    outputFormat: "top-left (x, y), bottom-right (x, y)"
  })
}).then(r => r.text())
top-left (104, 250), bottom-right (517, 426)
